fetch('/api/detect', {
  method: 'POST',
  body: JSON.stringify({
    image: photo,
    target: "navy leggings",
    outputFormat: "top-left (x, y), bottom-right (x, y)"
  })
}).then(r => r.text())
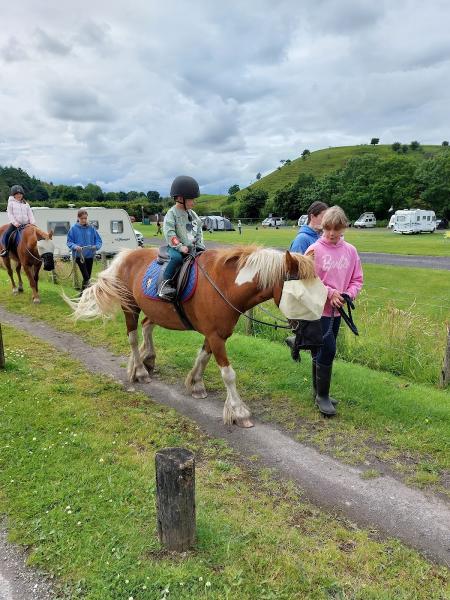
top-left (2, 224), bottom-right (17, 249)
top-left (313, 315), bottom-right (341, 366)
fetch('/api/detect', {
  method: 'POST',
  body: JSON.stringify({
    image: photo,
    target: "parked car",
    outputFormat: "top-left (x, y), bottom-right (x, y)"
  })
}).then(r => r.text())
top-left (354, 212), bottom-right (376, 228)
top-left (297, 215), bottom-right (308, 227)
top-left (134, 229), bottom-right (144, 246)
top-left (262, 216), bottom-right (284, 227)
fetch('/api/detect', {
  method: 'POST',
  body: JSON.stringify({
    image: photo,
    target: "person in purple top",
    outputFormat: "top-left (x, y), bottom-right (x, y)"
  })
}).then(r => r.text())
top-left (289, 201), bottom-right (329, 255)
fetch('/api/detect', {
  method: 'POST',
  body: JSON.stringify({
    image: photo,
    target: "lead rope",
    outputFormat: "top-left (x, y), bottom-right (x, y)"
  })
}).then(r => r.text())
top-left (196, 261), bottom-right (293, 331)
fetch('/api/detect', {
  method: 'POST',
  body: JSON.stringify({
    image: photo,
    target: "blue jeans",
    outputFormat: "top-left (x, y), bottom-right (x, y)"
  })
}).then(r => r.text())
top-left (164, 246), bottom-right (184, 280)
top-left (313, 316), bottom-right (341, 366)
top-left (1, 224), bottom-right (17, 250)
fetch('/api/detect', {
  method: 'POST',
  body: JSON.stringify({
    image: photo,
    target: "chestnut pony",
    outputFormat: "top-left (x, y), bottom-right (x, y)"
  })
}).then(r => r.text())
top-left (0, 224), bottom-right (55, 304)
top-left (68, 246), bottom-right (315, 427)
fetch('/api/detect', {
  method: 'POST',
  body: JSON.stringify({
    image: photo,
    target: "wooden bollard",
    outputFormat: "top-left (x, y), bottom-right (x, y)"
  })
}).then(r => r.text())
top-left (155, 448), bottom-right (195, 551)
top-left (440, 324), bottom-right (450, 388)
top-left (101, 252), bottom-right (107, 269)
top-left (245, 308), bottom-right (254, 335)
top-left (0, 324), bottom-right (5, 369)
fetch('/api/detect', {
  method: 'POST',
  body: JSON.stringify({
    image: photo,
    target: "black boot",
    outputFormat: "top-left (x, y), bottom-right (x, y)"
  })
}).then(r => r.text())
top-left (285, 335), bottom-right (299, 361)
top-left (312, 359), bottom-right (338, 405)
top-left (315, 362), bottom-right (337, 416)
top-left (157, 279), bottom-right (177, 301)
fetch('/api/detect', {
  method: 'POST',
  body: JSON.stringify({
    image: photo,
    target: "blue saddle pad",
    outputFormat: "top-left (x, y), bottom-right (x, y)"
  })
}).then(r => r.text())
top-left (141, 259), bottom-right (198, 301)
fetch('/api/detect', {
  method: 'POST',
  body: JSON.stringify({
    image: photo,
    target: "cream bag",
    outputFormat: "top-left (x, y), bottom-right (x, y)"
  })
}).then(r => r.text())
top-left (279, 278), bottom-right (327, 321)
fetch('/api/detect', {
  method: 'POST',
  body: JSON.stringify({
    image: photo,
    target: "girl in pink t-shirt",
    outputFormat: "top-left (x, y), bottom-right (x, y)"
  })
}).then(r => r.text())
top-left (306, 206), bottom-right (363, 416)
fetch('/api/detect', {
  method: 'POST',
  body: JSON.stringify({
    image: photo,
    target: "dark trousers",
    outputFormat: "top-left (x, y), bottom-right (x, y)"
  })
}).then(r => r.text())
top-left (313, 315), bottom-right (341, 366)
top-left (76, 257), bottom-right (94, 288)
top-left (2, 224), bottom-right (17, 249)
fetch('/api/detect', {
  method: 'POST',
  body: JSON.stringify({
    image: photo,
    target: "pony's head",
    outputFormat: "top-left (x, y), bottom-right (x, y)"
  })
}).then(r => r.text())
top-left (35, 229), bottom-right (55, 271)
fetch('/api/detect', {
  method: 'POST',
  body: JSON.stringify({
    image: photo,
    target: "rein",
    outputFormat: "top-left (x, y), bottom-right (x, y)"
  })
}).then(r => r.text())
top-left (196, 260), bottom-right (293, 331)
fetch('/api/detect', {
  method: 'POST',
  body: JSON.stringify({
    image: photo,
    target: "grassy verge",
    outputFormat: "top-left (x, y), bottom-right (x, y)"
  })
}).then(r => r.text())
top-left (0, 325), bottom-right (449, 599)
top-left (137, 223), bottom-right (450, 256)
top-left (0, 269), bottom-right (449, 495)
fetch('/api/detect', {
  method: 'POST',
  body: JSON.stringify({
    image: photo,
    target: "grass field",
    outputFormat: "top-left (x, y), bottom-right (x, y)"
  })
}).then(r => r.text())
top-left (137, 223), bottom-right (450, 256)
top-left (0, 265), bottom-right (449, 495)
top-left (1, 327), bottom-right (448, 599)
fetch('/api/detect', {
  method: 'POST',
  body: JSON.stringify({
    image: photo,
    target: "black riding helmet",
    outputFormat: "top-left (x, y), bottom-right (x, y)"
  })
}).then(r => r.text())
top-left (170, 176), bottom-right (200, 200)
top-left (10, 185), bottom-right (25, 196)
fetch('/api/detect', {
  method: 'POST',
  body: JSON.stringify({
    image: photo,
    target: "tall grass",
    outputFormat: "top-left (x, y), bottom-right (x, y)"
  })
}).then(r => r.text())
top-left (235, 291), bottom-right (446, 386)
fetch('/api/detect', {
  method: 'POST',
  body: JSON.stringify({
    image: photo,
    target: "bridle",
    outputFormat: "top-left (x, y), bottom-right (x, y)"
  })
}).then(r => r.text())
top-left (196, 259), bottom-right (295, 331)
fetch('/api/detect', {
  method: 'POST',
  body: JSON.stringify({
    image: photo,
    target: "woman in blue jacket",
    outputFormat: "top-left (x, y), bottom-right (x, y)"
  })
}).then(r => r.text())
top-left (67, 210), bottom-right (102, 291)
top-left (289, 201), bottom-right (329, 254)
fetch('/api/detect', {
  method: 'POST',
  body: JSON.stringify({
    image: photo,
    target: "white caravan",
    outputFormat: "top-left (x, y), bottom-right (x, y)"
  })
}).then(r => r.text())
top-left (354, 212), bottom-right (376, 228)
top-left (392, 209), bottom-right (436, 234)
top-left (0, 207), bottom-right (139, 256)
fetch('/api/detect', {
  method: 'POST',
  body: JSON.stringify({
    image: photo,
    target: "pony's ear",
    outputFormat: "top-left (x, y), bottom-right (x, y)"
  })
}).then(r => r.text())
top-left (285, 250), bottom-right (298, 274)
top-left (48, 230), bottom-right (53, 240)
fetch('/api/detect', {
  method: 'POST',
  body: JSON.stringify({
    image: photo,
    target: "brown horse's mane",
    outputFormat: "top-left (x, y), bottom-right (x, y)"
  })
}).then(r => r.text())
top-left (214, 245), bottom-right (315, 289)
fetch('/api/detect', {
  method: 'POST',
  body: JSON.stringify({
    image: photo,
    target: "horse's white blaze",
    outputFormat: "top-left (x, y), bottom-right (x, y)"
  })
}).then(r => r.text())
top-left (235, 265), bottom-right (257, 286)
top-left (220, 365), bottom-right (251, 424)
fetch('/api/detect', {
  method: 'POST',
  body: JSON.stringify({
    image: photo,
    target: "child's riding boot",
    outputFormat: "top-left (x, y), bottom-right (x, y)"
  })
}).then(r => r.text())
top-left (313, 359), bottom-right (337, 405)
top-left (157, 279), bottom-right (177, 301)
top-left (315, 362), bottom-right (337, 416)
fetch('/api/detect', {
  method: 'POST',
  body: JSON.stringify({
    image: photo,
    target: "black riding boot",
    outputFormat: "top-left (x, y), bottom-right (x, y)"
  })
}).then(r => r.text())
top-left (315, 362), bottom-right (337, 416)
top-left (312, 359), bottom-right (337, 405)
top-left (157, 279), bottom-right (177, 301)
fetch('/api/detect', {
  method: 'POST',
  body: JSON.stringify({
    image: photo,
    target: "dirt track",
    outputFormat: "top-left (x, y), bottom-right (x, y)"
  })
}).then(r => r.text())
top-left (0, 305), bottom-right (449, 568)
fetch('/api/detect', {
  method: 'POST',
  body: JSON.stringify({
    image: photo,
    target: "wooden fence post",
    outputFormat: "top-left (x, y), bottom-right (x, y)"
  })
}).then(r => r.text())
top-left (155, 448), bottom-right (196, 551)
top-left (101, 252), bottom-right (107, 269)
top-left (245, 308), bottom-right (254, 335)
top-left (440, 324), bottom-right (450, 388)
top-left (0, 324), bottom-right (5, 369)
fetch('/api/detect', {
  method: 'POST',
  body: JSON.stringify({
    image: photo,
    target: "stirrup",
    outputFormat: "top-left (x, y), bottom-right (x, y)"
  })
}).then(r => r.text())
top-left (0, 249), bottom-right (8, 257)
top-left (157, 280), bottom-right (176, 301)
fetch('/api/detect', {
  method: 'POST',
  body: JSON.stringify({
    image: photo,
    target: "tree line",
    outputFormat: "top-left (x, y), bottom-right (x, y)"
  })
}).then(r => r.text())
top-left (229, 152), bottom-right (450, 221)
top-left (0, 166), bottom-right (167, 219)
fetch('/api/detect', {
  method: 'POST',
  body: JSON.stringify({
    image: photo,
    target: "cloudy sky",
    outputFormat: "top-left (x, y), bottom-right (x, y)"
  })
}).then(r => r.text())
top-left (1, 0), bottom-right (449, 194)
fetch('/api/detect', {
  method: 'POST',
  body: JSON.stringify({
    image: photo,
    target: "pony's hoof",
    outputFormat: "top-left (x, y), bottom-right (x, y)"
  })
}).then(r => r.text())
top-left (192, 390), bottom-right (208, 399)
top-left (138, 375), bottom-right (151, 384)
top-left (18, 287), bottom-right (24, 293)
top-left (234, 418), bottom-right (254, 428)
top-left (12, 288), bottom-right (19, 295)
top-left (33, 298), bottom-right (41, 304)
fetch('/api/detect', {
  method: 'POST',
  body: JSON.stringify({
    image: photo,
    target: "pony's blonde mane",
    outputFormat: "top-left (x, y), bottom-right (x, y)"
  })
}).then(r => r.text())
top-left (219, 246), bottom-right (315, 289)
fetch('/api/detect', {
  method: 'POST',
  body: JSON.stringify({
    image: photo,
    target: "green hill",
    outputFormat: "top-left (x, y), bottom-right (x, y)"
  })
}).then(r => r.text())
top-left (237, 144), bottom-right (446, 200)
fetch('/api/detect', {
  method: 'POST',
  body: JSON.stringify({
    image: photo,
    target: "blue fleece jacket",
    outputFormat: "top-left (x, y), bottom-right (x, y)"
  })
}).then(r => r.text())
top-left (289, 225), bottom-right (320, 254)
top-left (67, 223), bottom-right (102, 258)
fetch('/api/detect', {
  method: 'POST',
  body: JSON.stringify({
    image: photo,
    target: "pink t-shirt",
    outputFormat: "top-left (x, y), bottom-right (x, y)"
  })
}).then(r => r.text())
top-left (307, 237), bottom-right (363, 317)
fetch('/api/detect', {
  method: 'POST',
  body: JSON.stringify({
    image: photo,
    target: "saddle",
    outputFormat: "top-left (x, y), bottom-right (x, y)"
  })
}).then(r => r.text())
top-left (145, 245), bottom-right (204, 329)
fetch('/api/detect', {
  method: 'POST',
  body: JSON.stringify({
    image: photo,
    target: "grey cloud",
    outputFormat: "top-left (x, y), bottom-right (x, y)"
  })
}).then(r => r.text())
top-left (45, 88), bottom-right (115, 122)
top-left (35, 28), bottom-right (71, 55)
top-left (74, 21), bottom-right (111, 48)
top-left (2, 38), bottom-right (29, 62)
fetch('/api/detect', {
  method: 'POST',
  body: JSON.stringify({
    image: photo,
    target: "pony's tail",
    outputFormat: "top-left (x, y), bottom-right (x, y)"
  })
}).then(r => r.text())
top-left (63, 250), bottom-right (135, 320)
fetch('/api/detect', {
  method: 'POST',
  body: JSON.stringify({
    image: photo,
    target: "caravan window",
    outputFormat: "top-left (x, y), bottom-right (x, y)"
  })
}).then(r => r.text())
top-left (90, 220), bottom-right (99, 229)
top-left (111, 220), bottom-right (123, 234)
top-left (48, 221), bottom-right (70, 235)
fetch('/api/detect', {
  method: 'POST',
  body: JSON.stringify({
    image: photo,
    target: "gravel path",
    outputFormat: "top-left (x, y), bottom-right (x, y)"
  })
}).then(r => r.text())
top-left (144, 237), bottom-right (450, 270)
top-left (0, 525), bottom-right (55, 600)
top-left (0, 306), bottom-right (449, 568)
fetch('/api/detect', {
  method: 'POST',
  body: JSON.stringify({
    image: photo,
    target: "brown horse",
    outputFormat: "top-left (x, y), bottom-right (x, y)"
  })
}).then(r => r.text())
top-left (67, 246), bottom-right (315, 427)
top-left (0, 224), bottom-right (55, 303)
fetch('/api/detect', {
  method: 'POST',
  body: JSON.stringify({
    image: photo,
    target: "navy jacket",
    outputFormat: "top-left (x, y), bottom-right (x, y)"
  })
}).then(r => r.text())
top-left (289, 225), bottom-right (320, 254)
top-left (67, 223), bottom-right (102, 258)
